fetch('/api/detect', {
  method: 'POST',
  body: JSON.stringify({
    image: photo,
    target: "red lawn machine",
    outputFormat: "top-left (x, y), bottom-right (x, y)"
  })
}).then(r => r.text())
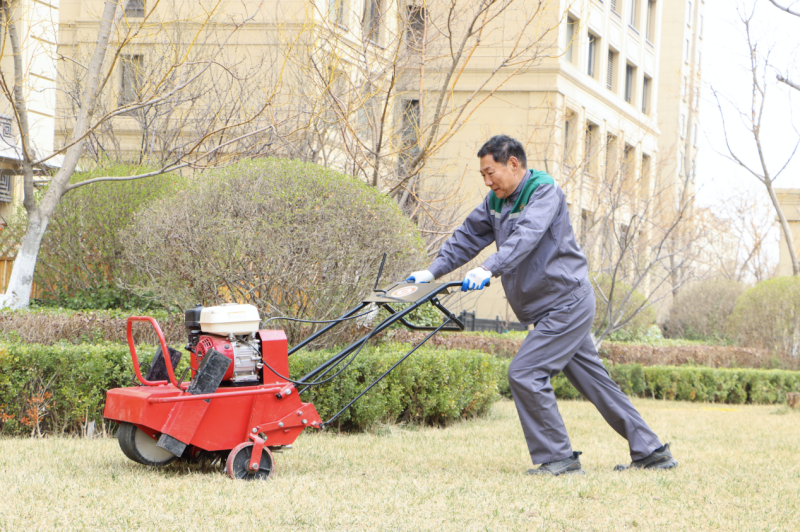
top-left (104, 262), bottom-right (471, 481)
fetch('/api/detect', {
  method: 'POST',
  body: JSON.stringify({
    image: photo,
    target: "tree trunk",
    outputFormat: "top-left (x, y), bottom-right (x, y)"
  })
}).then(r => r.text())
top-left (1, 212), bottom-right (49, 309)
top-left (765, 183), bottom-right (800, 276)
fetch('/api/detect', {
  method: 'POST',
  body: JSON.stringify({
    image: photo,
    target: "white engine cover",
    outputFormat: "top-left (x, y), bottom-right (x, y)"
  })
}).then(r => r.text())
top-left (199, 303), bottom-right (260, 335)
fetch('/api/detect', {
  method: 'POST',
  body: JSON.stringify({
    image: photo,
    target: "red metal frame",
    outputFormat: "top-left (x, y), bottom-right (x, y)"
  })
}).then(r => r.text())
top-left (126, 316), bottom-right (179, 388)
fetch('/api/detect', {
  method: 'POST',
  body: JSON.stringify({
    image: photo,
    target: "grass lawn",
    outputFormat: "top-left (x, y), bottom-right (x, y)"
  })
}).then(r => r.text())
top-left (1, 399), bottom-right (798, 531)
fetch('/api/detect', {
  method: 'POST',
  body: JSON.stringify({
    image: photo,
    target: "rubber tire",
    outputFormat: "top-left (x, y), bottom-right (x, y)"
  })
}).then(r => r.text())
top-left (117, 422), bottom-right (178, 467)
top-left (225, 442), bottom-right (275, 480)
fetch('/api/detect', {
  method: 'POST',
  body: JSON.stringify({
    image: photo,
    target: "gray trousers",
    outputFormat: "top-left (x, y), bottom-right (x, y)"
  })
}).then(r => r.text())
top-left (508, 291), bottom-right (662, 465)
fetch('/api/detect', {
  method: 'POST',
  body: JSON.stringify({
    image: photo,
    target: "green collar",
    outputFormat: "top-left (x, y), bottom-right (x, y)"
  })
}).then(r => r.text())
top-left (489, 170), bottom-right (555, 217)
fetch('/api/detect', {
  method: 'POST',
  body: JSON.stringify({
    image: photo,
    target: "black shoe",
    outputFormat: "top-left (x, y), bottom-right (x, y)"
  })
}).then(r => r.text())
top-left (614, 443), bottom-right (678, 471)
top-left (527, 451), bottom-right (585, 476)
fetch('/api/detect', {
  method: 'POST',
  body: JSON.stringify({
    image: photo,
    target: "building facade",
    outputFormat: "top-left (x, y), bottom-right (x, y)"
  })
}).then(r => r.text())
top-left (0, 0), bottom-right (60, 225)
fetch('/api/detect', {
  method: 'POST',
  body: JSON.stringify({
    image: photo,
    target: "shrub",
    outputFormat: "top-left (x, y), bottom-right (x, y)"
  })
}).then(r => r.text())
top-left (591, 274), bottom-right (656, 340)
top-left (0, 341), bottom-right (500, 436)
top-left (121, 158), bottom-right (425, 346)
top-left (289, 344), bottom-right (502, 431)
top-left (728, 276), bottom-right (800, 356)
top-left (34, 161), bottom-right (184, 309)
top-left (666, 279), bottom-right (745, 341)
top-left (495, 360), bottom-right (800, 405)
top-left (0, 342), bottom-right (190, 436)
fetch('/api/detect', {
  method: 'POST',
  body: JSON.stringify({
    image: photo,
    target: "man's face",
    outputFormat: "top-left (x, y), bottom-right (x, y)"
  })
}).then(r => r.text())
top-left (480, 154), bottom-right (524, 199)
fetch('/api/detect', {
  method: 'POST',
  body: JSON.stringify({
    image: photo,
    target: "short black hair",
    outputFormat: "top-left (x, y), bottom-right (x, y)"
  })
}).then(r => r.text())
top-left (477, 135), bottom-right (527, 168)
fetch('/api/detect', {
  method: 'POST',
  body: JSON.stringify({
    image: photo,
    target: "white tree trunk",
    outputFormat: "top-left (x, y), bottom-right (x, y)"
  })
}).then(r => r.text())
top-left (1, 214), bottom-right (49, 309)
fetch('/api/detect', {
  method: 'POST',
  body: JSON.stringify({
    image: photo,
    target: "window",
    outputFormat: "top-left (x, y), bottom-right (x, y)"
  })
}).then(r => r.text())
top-left (364, 0), bottom-right (382, 43)
top-left (623, 144), bottom-right (636, 185)
top-left (642, 76), bottom-right (651, 114)
top-left (685, 39), bottom-right (690, 63)
top-left (398, 99), bottom-right (420, 174)
top-left (0, 114), bottom-right (12, 138)
top-left (405, 5), bottom-right (426, 48)
top-left (564, 110), bottom-right (576, 163)
top-left (125, 0), bottom-right (145, 18)
top-left (646, 1), bottom-right (655, 42)
top-left (607, 50), bottom-right (617, 91)
top-left (606, 134), bottom-right (618, 179)
top-left (678, 151), bottom-right (684, 175)
top-left (565, 17), bottom-right (576, 64)
top-left (630, 0), bottom-right (639, 28)
top-left (700, 14), bottom-right (703, 37)
top-left (680, 114), bottom-right (685, 137)
top-left (687, 0), bottom-right (692, 26)
top-left (585, 122), bottom-right (599, 173)
top-left (120, 55), bottom-right (143, 105)
top-left (329, 0), bottom-right (346, 26)
top-left (681, 76), bottom-right (687, 98)
top-left (625, 64), bottom-right (634, 103)
top-left (641, 153), bottom-right (651, 190)
top-left (0, 172), bottom-right (11, 203)
top-left (611, 0), bottom-right (619, 14)
top-left (693, 123), bottom-right (698, 146)
top-left (580, 210), bottom-right (593, 247)
top-left (587, 34), bottom-right (597, 77)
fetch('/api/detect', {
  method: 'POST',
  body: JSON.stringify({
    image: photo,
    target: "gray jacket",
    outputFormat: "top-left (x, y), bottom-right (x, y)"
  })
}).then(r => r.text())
top-left (428, 169), bottom-right (591, 325)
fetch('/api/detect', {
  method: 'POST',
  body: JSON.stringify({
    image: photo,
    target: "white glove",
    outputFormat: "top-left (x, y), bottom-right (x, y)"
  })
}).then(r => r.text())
top-left (406, 270), bottom-right (434, 283)
top-left (462, 267), bottom-right (491, 291)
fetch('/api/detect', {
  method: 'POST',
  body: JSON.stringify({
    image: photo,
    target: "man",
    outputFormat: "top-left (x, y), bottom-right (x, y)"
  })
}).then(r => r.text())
top-left (407, 135), bottom-right (677, 475)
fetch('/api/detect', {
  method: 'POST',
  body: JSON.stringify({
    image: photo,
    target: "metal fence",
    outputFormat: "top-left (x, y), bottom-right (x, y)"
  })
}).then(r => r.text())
top-left (457, 311), bottom-right (528, 333)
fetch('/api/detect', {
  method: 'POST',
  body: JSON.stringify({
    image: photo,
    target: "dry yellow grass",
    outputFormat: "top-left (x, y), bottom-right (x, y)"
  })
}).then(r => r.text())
top-left (1, 399), bottom-right (799, 531)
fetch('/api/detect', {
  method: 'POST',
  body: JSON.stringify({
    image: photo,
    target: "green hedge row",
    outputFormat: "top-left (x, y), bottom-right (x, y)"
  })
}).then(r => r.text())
top-left (288, 344), bottom-right (503, 431)
top-left (495, 359), bottom-right (800, 404)
top-left (0, 342), bottom-right (500, 436)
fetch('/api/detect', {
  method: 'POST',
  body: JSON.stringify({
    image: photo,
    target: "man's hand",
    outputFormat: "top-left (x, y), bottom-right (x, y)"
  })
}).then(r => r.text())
top-left (406, 270), bottom-right (434, 283)
top-left (462, 267), bottom-right (491, 291)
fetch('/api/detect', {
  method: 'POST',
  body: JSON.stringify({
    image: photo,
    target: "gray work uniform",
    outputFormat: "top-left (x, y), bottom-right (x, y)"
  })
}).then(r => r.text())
top-left (428, 170), bottom-right (662, 464)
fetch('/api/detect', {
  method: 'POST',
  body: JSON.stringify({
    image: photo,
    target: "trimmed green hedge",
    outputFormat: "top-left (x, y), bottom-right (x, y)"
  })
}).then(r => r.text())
top-left (0, 341), bottom-right (500, 436)
top-left (495, 359), bottom-right (800, 404)
top-left (289, 344), bottom-right (503, 431)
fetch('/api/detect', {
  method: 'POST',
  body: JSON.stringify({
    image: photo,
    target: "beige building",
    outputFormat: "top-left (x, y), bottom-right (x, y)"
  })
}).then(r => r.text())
top-left (0, 0), bottom-right (60, 225)
top-left (776, 189), bottom-right (800, 277)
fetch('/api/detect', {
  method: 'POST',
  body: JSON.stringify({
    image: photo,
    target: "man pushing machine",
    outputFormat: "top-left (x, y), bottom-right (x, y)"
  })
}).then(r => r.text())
top-left (406, 135), bottom-right (677, 475)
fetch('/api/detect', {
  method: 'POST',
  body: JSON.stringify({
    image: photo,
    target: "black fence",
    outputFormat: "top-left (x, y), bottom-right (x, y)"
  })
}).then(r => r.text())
top-left (457, 311), bottom-right (528, 333)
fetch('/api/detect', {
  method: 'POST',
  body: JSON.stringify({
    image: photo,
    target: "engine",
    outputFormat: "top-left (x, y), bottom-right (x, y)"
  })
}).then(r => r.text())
top-left (185, 303), bottom-right (264, 385)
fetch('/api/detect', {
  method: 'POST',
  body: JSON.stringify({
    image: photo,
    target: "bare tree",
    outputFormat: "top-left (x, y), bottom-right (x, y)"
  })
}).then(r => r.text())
top-left (711, 7), bottom-right (799, 277)
top-left (0, 0), bottom-right (299, 309)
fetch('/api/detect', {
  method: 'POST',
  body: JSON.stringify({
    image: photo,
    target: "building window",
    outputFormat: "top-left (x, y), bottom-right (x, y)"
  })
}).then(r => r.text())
top-left (685, 39), bottom-right (690, 63)
top-left (611, 0), bottom-right (619, 15)
top-left (678, 151), bottom-right (684, 175)
top-left (693, 123), bottom-right (698, 146)
top-left (586, 122), bottom-right (599, 174)
top-left (120, 55), bottom-right (143, 105)
top-left (630, 0), bottom-right (639, 28)
top-left (700, 14), bottom-right (704, 37)
top-left (565, 17), bottom-right (577, 64)
top-left (681, 76), bottom-right (687, 98)
top-left (587, 34), bottom-right (597, 77)
top-left (0, 172), bottom-right (12, 203)
top-left (625, 64), bottom-right (635, 103)
top-left (680, 114), bottom-right (685, 138)
top-left (564, 110), bottom-right (576, 163)
top-left (646, 1), bottom-right (655, 42)
top-left (398, 99), bottom-right (420, 173)
top-left (687, 0), bottom-right (692, 26)
top-left (364, 0), bottom-right (382, 43)
top-left (0, 114), bottom-right (12, 138)
top-left (329, 0), bottom-right (346, 26)
top-left (125, 0), bottom-right (145, 18)
top-left (642, 76), bottom-right (650, 114)
top-left (606, 134), bottom-right (618, 179)
top-left (405, 5), bottom-right (426, 48)
top-left (607, 50), bottom-right (617, 92)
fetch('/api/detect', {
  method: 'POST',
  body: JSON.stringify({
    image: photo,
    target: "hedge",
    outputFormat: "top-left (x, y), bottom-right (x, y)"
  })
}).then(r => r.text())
top-left (494, 358), bottom-right (800, 404)
top-left (0, 342), bottom-right (501, 436)
top-left (288, 344), bottom-right (503, 431)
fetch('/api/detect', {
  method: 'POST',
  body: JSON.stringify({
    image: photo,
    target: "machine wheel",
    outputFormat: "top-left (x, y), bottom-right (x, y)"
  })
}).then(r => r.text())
top-left (117, 422), bottom-right (178, 467)
top-left (225, 442), bottom-right (275, 480)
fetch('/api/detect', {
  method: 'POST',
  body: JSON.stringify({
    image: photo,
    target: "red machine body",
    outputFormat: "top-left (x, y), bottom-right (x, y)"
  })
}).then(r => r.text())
top-left (103, 317), bottom-right (320, 479)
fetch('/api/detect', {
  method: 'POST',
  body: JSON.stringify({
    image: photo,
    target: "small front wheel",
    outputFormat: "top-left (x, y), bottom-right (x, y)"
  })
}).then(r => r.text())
top-left (225, 442), bottom-right (275, 480)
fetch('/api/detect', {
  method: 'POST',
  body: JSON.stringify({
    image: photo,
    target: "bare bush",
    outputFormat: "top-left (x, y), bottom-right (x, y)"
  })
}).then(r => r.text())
top-left (121, 158), bottom-right (425, 346)
top-left (665, 279), bottom-right (746, 341)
